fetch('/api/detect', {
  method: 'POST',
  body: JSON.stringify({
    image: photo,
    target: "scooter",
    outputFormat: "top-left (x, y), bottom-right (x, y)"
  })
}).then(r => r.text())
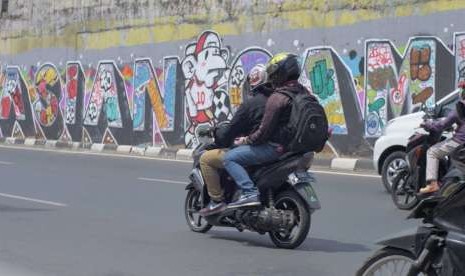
top-left (183, 129), bottom-right (321, 249)
top-left (357, 146), bottom-right (465, 276)
top-left (391, 110), bottom-right (450, 210)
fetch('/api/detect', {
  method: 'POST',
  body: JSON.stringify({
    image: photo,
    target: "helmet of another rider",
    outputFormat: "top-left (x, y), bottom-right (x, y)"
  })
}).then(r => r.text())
top-left (244, 64), bottom-right (267, 96)
top-left (265, 52), bottom-right (301, 88)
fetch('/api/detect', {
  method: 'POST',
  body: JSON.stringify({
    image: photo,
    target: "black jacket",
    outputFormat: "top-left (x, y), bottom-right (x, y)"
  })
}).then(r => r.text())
top-left (214, 85), bottom-right (272, 147)
top-left (248, 80), bottom-right (309, 146)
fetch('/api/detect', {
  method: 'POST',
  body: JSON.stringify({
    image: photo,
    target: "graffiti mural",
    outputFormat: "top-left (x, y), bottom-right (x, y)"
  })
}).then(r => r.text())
top-left (181, 31), bottom-right (231, 147)
top-left (0, 66), bottom-right (35, 138)
top-left (300, 47), bottom-right (365, 154)
top-left (160, 58), bottom-right (178, 131)
top-left (301, 48), bottom-right (347, 134)
top-left (405, 40), bottom-right (436, 109)
top-left (83, 62), bottom-right (132, 145)
top-left (228, 48), bottom-right (272, 111)
top-left (1, 30), bottom-right (465, 156)
top-left (132, 58), bottom-right (168, 146)
top-left (364, 37), bottom-right (454, 137)
top-left (33, 64), bottom-right (64, 140)
top-left (64, 62), bottom-right (85, 141)
top-left (342, 50), bottom-right (365, 118)
top-left (365, 41), bottom-right (398, 137)
top-left (456, 32), bottom-right (465, 85)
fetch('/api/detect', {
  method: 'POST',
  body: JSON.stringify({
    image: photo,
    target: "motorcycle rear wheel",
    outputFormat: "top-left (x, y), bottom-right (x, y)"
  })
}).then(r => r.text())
top-left (391, 170), bottom-right (419, 210)
top-left (356, 247), bottom-right (433, 276)
top-left (184, 188), bottom-right (212, 233)
top-left (269, 190), bottom-right (311, 249)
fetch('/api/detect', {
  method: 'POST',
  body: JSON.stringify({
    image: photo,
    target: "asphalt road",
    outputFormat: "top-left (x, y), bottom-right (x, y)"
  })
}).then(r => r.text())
top-left (0, 146), bottom-right (418, 276)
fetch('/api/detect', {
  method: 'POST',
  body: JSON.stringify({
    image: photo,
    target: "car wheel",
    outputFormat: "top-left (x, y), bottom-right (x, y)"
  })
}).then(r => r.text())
top-left (381, 151), bottom-right (407, 193)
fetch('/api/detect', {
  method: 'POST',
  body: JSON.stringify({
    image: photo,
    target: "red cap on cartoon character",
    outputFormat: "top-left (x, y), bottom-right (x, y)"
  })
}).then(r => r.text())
top-left (194, 31), bottom-right (220, 56)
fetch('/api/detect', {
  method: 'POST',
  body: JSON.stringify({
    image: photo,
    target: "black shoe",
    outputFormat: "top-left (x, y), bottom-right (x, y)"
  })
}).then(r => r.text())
top-left (228, 193), bottom-right (260, 209)
top-left (199, 201), bottom-right (226, 217)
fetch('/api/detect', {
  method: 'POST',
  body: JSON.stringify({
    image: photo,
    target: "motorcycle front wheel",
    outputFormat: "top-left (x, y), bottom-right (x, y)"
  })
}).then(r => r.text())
top-left (184, 188), bottom-right (212, 233)
top-left (391, 170), bottom-right (419, 210)
top-left (356, 247), bottom-right (433, 276)
top-left (269, 190), bottom-right (311, 249)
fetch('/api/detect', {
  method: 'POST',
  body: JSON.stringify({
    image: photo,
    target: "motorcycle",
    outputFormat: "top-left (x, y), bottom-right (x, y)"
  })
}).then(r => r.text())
top-left (183, 128), bottom-right (321, 249)
top-left (391, 109), bottom-right (451, 210)
top-left (357, 148), bottom-right (465, 276)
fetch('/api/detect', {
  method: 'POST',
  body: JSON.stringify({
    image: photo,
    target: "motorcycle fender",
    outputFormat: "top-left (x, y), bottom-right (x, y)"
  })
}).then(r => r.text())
top-left (376, 226), bottom-right (433, 257)
top-left (288, 172), bottom-right (321, 210)
top-left (294, 182), bottom-right (321, 211)
top-left (188, 168), bottom-right (204, 191)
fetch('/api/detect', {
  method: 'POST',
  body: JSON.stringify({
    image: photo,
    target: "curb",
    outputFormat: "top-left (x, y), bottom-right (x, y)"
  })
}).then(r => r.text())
top-left (331, 158), bottom-right (357, 171)
top-left (90, 143), bottom-right (105, 152)
top-left (116, 145), bottom-right (132, 154)
top-left (24, 138), bottom-right (36, 146)
top-left (145, 146), bottom-right (162, 157)
top-left (159, 148), bottom-right (177, 159)
top-left (176, 149), bottom-right (193, 160)
top-left (45, 140), bottom-right (58, 148)
top-left (131, 146), bottom-right (146, 156)
top-left (0, 138), bottom-right (375, 172)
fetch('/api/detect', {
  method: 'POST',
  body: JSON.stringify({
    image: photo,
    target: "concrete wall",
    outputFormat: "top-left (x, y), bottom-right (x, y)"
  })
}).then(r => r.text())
top-left (1, 0), bottom-right (465, 156)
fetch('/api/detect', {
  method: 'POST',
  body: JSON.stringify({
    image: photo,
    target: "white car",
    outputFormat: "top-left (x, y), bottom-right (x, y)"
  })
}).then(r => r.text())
top-left (373, 89), bottom-right (460, 192)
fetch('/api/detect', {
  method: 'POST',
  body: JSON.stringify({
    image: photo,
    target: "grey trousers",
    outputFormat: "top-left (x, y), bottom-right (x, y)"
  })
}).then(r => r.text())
top-left (426, 138), bottom-right (460, 181)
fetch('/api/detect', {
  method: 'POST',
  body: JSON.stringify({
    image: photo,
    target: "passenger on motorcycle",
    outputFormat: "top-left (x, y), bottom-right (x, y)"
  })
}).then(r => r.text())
top-left (224, 52), bottom-right (310, 208)
top-left (198, 64), bottom-right (272, 216)
top-left (420, 82), bottom-right (465, 194)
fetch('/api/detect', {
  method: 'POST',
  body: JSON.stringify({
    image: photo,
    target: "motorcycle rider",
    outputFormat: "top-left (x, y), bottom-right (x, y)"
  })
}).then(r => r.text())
top-left (420, 81), bottom-right (465, 194)
top-left (224, 52), bottom-right (313, 208)
top-left (198, 64), bottom-right (272, 216)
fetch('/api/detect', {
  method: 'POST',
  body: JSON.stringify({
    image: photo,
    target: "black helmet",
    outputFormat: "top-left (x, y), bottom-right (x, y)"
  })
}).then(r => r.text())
top-left (265, 52), bottom-right (301, 87)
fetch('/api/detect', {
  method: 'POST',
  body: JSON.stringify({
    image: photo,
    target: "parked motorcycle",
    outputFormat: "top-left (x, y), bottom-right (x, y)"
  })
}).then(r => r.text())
top-left (357, 148), bottom-right (465, 275)
top-left (183, 128), bottom-right (321, 249)
top-left (391, 109), bottom-right (450, 210)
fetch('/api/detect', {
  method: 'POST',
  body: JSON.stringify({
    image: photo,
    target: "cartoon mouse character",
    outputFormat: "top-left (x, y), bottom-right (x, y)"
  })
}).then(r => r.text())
top-left (181, 31), bottom-right (229, 135)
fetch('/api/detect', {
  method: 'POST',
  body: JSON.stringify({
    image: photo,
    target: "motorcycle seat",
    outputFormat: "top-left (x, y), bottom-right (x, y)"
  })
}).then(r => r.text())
top-left (250, 152), bottom-right (314, 190)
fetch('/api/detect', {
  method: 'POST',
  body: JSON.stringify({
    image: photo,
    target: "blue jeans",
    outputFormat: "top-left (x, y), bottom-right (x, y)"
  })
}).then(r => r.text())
top-left (224, 143), bottom-right (282, 195)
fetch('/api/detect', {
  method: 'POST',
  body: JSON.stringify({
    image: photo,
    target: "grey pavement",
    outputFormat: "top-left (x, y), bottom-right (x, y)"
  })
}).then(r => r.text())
top-left (0, 146), bottom-right (418, 276)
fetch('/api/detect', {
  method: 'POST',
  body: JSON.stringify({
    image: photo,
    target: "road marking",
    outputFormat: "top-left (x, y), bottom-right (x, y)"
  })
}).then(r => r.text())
top-left (0, 192), bottom-right (67, 207)
top-left (311, 169), bottom-right (380, 178)
top-left (0, 161), bottom-right (14, 165)
top-left (138, 177), bottom-right (187, 185)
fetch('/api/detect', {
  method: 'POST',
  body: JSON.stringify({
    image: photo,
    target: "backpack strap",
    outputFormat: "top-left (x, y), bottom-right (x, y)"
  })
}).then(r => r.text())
top-left (276, 89), bottom-right (296, 101)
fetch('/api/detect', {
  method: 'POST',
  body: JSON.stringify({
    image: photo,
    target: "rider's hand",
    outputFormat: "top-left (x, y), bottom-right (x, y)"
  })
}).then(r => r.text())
top-left (234, 137), bottom-right (248, 146)
top-left (420, 122), bottom-right (433, 132)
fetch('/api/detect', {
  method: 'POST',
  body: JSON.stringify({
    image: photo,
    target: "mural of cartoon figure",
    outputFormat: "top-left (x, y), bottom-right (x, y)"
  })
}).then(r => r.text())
top-left (1, 72), bottom-right (25, 120)
top-left (181, 31), bottom-right (230, 147)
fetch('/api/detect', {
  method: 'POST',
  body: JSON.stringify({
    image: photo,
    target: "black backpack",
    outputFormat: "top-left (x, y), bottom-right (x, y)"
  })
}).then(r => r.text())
top-left (278, 90), bottom-right (329, 153)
